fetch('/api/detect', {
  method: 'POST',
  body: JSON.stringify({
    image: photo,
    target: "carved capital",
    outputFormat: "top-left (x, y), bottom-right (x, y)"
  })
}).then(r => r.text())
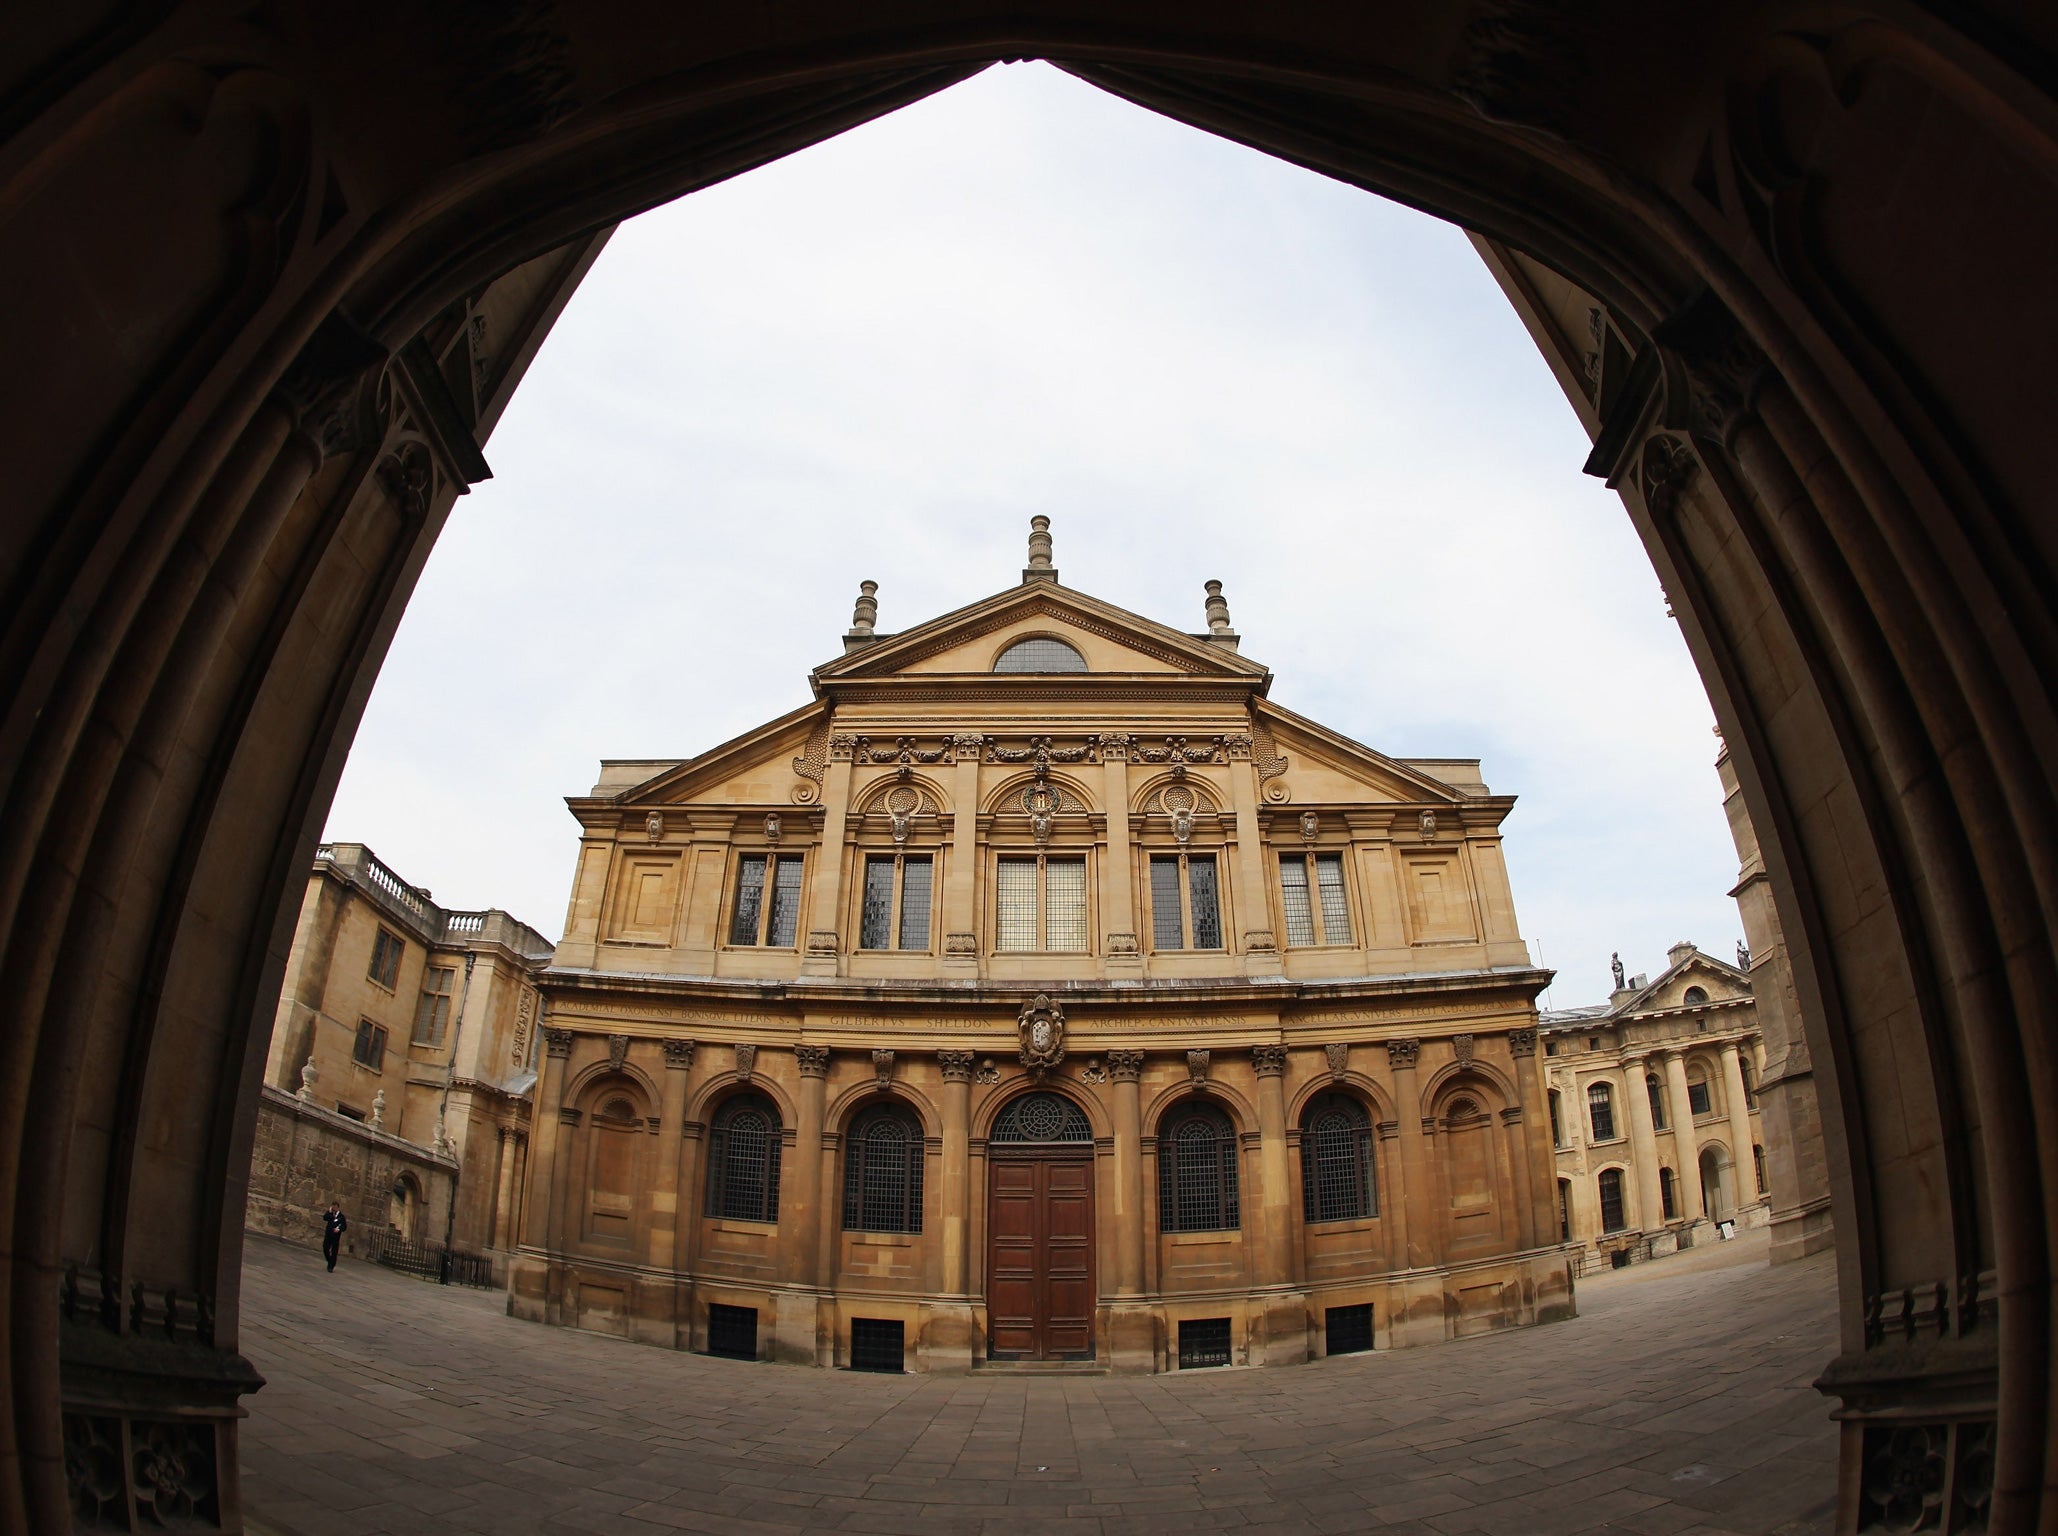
top-left (1252, 1045), bottom-right (1287, 1078)
top-left (544, 1028), bottom-right (573, 1060)
top-left (796, 1045), bottom-right (831, 1077)
top-left (1108, 1049), bottom-right (1145, 1082)
top-left (829, 733), bottom-right (858, 761)
top-left (938, 1049), bottom-right (975, 1082)
top-left (1222, 732), bottom-right (1253, 760)
top-left (1386, 1038), bottom-right (1421, 1070)
top-left (662, 1039), bottom-right (696, 1070)
top-left (1098, 732), bottom-right (1132, 761)
top-left (1507, 1027), bottom-right (1538, 1059)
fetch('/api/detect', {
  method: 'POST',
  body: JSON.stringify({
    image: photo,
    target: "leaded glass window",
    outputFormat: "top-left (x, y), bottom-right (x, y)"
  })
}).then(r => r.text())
top-left (859, 854), bottom-right (934, 951)
top-left (1647, 1073), bottom-right (1667, 1131)
top-left (412, 964), bottom-right (454, 1045)
top-left (1279, 853), bottom-right (1350, 946)
top-left (841, 1106), bottom-right (924, 1232)
top-left (1149, 854), bottom-right (1222, 951)
top-left (1588, 1081), bottom-right (1615, 1141)
top-left (1660, 1166), bottom-right (1677, 1219)
top-left (991, 1092), bottom-right (1092, 1143)
top-left (730, 854), bottom-right (805, 947)
top-left (899, 857), bottom-right (932, 949)
top-left (994, 636), bottom-right (1087, 673)
top-left (706, 1094), bottom-right (782, 1222)
top-left (995, 856), bottom-right (1087, 952)
top-left (1158, 1104), bottom-right (1240, 1233)
top-left (1688, 1073), bottom-right (1712, 1117)
top-left (1300, 1093), bottom-right (1375, 1222)
top-left (860, 857), bottom-right (895, 949)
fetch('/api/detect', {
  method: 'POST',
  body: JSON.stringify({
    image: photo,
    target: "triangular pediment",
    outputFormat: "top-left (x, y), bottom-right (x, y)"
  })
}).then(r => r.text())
top-left (1253, 701), bottom-right (1493, 808)
top-left (574, 702), bottom-right (827, 816)
top-left (813, 582), bottom-right (1269, 689)
top-left (1619, 949), bottom-right (1753, 1015)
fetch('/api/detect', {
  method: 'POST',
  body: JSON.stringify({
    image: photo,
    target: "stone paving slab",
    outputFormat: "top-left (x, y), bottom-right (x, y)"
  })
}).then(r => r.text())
top-left (240, 1228), bottom-right (1837, 1535)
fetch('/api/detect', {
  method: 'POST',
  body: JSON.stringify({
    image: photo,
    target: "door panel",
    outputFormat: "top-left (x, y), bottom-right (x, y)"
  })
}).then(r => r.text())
top-left (985, 1154), bottom-right (1096, 1359)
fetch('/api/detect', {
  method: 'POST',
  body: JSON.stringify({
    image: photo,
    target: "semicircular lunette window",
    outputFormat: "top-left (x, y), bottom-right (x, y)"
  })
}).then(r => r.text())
top-left (995, 637), bottom-right (1087, 673)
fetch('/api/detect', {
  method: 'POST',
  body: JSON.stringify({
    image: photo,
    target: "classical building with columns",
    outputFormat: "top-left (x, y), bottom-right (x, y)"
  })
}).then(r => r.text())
top-left (1541, 944), bottom-right (1770, 1271)
top-left (252, 842), bottom-right (552, 1273)
top-left (512, 523), bottom-right (1567, 1372)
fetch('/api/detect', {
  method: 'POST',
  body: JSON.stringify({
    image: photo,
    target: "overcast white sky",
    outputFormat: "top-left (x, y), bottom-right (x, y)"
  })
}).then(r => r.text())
top-left (325, 62), bottom-right (1740, 1007)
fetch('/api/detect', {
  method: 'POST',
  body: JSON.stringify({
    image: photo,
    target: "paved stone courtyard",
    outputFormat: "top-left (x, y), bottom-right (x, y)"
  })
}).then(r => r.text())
top-left (239, 1230), bottom-right (1837, 1536)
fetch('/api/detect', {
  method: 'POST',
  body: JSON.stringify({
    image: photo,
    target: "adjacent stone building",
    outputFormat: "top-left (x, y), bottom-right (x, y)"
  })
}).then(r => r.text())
top-left (1541, 946), bottom-right (1770, 1271)
top-left (512, 523), bottom-right (1567, 1374)
top-left (252, 843), bottom-right (554, 1271)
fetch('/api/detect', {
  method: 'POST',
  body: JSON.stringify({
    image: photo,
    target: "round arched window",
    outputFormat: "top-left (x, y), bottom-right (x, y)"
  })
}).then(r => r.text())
top-left (841, 1105), bottom-right (924, 1233)
top-left (705, 1093), bottom-right (782, 1222)
top-left (1158, 1103), bottom-right (1240, 1233)
top-left (1300, 1093), bottom-right (1375, 1223)
top-left (1683, 985), bottom-right (1709, 1005)
top-left (995, 636), bottom-right (1087, 673)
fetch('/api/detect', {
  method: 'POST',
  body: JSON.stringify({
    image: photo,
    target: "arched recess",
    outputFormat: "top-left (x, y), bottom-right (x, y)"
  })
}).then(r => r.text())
top-left (0, 7), bottom-right (2053, 1532)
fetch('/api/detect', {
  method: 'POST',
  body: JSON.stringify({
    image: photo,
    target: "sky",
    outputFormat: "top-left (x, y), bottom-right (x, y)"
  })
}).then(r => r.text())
top-left (324, 62), bottom-right (1742, 1007)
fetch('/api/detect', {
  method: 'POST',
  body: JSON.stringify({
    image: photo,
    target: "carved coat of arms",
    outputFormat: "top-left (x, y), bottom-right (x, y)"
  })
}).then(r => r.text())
top-left (1017, 993), bottom-right (1066, 1079)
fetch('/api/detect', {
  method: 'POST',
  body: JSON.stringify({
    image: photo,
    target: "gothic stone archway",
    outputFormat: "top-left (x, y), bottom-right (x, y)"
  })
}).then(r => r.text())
top-left (4, 7), bottom-right (2054, 1532)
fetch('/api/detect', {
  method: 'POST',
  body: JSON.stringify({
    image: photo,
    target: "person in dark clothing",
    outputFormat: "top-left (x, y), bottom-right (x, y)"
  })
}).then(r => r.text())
top-left (321, 1201), bottom-right (348, 1271)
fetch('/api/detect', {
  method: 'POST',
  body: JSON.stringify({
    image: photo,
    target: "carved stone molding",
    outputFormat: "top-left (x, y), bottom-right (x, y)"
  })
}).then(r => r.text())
top-left (661, 1039), bottom-right (696, 1071)
top-left (1107, 932), bottom-right (1138, 955)
top-left (1453, 1034), bottom-right (1475, 1067)
top-left (1640, 434), bottom-right (1699, 519)
top-left (735, 1043), bottom-right (757, 1080)
top-left (607, 1035), bottom-right (629, 1072)
top-left (1187, 1049), bottom-right (1211, 1086)
top-left (945, 932), bottom-right (978, 955)
top-left (938, 1049), bottom-right (975, 1082)
top-left (805, 930), bottom-right (838, 957)
top-left (377, 441), bottom-right (436, 522)
top-left (544, 1028), bottom-right (573, 1060)
top-left (1387, 1038), bottom-right (1421, 1069)
top-left (1244, 929), bottom-right (1278, 953)
top-left (1508, 1027), bottom-right (1538, 1059)
top-left (1325, 1042), bottom-right (1350, 1081)
top-left (796, 1045), bottom-right (830, 1078)
top-left (1109, 1049), bottom-right (1145, 1082)
top-left (871, 1048), bottom-right (895, 1084)
top-left (1252, 1045), bottom-right (1287, 1077)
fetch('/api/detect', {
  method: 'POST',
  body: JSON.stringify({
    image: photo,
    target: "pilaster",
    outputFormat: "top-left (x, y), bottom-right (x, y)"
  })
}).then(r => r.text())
top-left (802, 744), bottom-right (856, 975)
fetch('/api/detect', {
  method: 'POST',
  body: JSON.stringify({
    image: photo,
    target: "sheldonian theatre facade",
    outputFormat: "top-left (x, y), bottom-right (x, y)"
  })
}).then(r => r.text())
top-left (511, 523), bottom-right (1569, 1373)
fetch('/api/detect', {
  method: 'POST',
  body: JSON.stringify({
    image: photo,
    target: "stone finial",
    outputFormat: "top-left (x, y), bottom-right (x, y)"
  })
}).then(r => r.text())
top-left (1204, 579), bottom-right (1233, 633)
top-left (297, 1057), bottom-right (317, 1101)
top-left (370, 1088), bottom-right (386, 1128)
top-left (1023, 516), bottom-right (1057, 583)
top-left (849, 580), bottom-right (879, 636)
top-left (1668, 939), bottom-right (1698, 966)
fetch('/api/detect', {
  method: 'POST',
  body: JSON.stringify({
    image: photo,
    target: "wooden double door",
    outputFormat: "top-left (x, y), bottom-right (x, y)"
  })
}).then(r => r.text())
top-left (986, 1152), bottom-right (1096, 1359)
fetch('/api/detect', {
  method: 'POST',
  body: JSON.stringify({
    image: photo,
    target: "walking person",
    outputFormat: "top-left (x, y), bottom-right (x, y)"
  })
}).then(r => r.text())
top-left (321, 1200), bottom-right (348, 1272)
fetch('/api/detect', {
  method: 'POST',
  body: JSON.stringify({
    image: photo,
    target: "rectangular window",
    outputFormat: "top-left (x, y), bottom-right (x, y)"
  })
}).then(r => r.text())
top-left (1150, 854), bottom-right (1224, 951)
top-left (1280, 854), bottom-right (1351, 946)
top-left (1325, 1303), bottom-right (1374, 1357)
top-left (766, 857), bottom-right (803, 947)
top-left (898, 857), bottom-right (932, 950)
top-left (729, 854), bottom-right (805, 947)
top-left (860, 855), bottom-right (933, 951)
top-left (1150, 857), bottom-right (1183, 950)
top-left (368, 928), bottom-right (404, 989)
top-left (352, 1018), bottom-right (386, 1070)
top-left (1599, 1170), bottom-right (1626, 1233)
top-left (1688, 1079), bottom-right (1712, 1116)
top-left (412, 966), bottom-right (454, 1046)
top-left (996, 856), bottom-right (1087, 952)
top-left (860, 857), bottom-right (896, 950)
top-left (1177, 1317), bottom-right (1233, 1369)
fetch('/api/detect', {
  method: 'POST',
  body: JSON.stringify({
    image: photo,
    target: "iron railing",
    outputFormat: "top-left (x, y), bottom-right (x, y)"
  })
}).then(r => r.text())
top-left (361, 1229), bottom-right (495, 1288)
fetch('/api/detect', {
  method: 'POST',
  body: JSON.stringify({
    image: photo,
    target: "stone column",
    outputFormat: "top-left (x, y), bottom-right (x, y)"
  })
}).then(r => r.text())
top-left (1108, 1051), bottom-right (1147, 1295)
top-left (491, 1127), bottom-right (519, 1250)
top-left (1504, 1028), bottom-right (1546, 1250)
top-left (802, 741), bottom-right (856, 976)
top-left (649, 1041), bottom-right (694, 1272)
top-left (1099, 736), bottom-right (1139, 971)
top-left (523, 1028), bottom-right (574, 1252)
top-left (1252, 1046), bottom-right (1294, 1286)
top-left (1227, 752), bottom-right (1283, 977)
top-left (943, 735), bottom-right (984, 970)
top-left (938, 1052), bottom-right (974, 1294)
top-left (1661, 1049), bottom-right (1706, 1222)
top-left (1619, 1055), bottom-right (1664, 1232)
top-left (1719, 1042), bottom-right (1757, 1210)
top-left (1389, 1039), bottom-right (1433, 1268)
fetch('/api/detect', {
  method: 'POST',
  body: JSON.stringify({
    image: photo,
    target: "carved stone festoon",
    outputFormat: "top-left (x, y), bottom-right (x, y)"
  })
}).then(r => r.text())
top-left (937, 1049), bottom-right (975, 1083)
top-left (544, 1028), bottom-right (574, 1060)
top-left (1252, 1045), bottom-right (1287, 1078)
top-left (1109, 1049), bottom-right (1145, 1082)
top-left (1187, 1049), bottom-right (1212, 1086)
top-left (1325, 1042), bottom-right (1349, 1081)
top-left (872, 1049), bottom-right (895, 1085)
top-left (734, 1043), bottom-right (757, 1080)
top-left (1018, 993), bottom-right (1066, 1080)
top-left (796, 1045), bottom-right (830, 1078)
top-left (661, 1039), bottom-right (696, 1071)
top-left (1507, 1027), bottom-right (1538, 1059)
top-left (1387, 1038), bottom-right (1421, 1070)
top-left (607, 1034), bottom-right (629, 1072)
top-left (1453, 1034), bottom-right (1475, 1068)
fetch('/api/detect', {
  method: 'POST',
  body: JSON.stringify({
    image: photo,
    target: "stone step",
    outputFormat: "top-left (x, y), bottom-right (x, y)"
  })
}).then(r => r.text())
top-left (973, 1358), bottom-right (1109, 1376)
